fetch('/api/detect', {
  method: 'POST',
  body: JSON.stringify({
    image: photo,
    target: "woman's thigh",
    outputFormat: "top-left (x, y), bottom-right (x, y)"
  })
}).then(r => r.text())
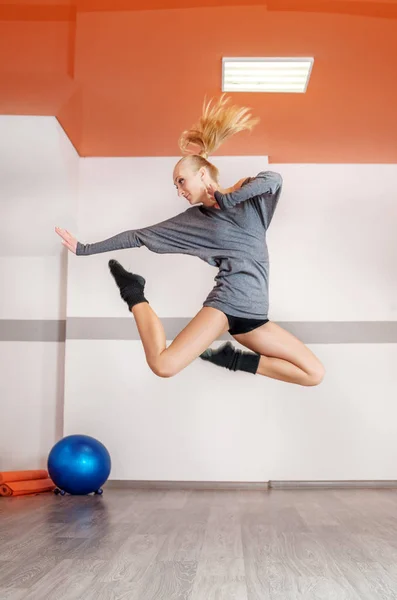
top-left (232, 321), bottom-right (325, 377)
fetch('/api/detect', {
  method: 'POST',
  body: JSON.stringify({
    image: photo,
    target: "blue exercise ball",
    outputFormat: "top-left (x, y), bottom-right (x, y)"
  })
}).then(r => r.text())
top-left (48, 434), bottom-right (111, 495)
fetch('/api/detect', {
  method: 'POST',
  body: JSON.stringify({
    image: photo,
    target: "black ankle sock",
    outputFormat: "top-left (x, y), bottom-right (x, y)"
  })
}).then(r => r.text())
top-left (200, 341), bottom-right (260, 374)
top-left (108, 259), bottom-right (148, 311)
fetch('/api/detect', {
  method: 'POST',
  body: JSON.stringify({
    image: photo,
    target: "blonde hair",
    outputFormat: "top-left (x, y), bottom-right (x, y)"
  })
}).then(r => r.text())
top-left (176, 94), bottom-right (259, 182)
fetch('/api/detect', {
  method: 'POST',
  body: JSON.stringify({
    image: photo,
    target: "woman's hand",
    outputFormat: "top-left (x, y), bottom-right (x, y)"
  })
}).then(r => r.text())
top-left (55, 227), bottom-right (78, 254)
top-left (206, 184), bottom-right (220, 209)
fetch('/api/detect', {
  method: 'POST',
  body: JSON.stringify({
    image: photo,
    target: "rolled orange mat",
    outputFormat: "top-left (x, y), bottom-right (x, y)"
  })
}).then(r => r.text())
top-left (0, 478), bottom-right (55, 497)
top-left (0, 470), bottom-right (49, 484)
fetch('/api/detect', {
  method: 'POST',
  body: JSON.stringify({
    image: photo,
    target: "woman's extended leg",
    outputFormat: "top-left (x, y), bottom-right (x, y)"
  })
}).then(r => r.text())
top-left (108, 256), bottom-right (228, 377)
top-left (233, 321), bottom-right (325, 386)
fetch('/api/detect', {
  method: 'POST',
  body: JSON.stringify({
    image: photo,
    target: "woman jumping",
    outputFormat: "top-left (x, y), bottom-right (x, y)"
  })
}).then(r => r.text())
top-left (55, 95), bottom-right (325, 386)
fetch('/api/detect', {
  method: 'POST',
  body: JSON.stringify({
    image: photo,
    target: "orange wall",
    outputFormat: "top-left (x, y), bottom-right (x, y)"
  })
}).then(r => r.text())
top-left (1, 4), bottom-right (397, 161)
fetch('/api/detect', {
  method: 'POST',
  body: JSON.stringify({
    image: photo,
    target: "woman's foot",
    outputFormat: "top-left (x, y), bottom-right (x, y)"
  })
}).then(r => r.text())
top-left (200, 341), bottom-right (260, 374)
top-left (108, 259), bottom-right (148, 310)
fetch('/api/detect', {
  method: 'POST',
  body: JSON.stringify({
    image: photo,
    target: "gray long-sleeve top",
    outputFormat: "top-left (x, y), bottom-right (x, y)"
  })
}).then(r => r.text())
top-left (76, 170), bottom-right (282, 319)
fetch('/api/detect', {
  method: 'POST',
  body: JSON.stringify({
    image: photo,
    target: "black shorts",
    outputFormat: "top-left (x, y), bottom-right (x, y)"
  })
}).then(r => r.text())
top-left (225, 313), bottom-right (269, 336)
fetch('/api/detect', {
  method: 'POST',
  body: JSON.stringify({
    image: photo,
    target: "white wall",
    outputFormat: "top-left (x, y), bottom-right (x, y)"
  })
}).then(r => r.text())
top-left (1, 117), bottom-right (395, 480)
top-left (267, 165), bottom-right (397, 321)
top-left (0, 116), bottom-right (78, 471)
top-left (64, 158), bottom-right (397, 481)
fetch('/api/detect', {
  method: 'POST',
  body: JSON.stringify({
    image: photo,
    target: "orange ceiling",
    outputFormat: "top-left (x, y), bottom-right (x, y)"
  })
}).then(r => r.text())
top-left (1, 1), bottom-right (397, 162)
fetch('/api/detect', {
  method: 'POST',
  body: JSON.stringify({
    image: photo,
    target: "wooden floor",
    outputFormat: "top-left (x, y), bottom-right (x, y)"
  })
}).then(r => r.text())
top-left (1, 487), bottom-right (397, 599)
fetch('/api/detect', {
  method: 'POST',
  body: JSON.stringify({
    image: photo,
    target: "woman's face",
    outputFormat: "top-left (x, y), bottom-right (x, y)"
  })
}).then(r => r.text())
top-left (173, 165), bottom-right (209, 206)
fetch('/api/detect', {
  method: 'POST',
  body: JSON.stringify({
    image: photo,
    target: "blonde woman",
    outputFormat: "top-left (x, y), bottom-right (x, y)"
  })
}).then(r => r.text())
top-left (56, 95), bottom-right (325, 385)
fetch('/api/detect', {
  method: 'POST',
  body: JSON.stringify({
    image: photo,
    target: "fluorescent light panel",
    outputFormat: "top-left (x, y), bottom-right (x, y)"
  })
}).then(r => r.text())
top-left (222, 57), bottom-right (314, 93)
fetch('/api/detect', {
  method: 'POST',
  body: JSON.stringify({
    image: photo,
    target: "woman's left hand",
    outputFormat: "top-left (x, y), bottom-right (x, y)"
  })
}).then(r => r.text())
top-left (206, 184), bottom-right (220, 209)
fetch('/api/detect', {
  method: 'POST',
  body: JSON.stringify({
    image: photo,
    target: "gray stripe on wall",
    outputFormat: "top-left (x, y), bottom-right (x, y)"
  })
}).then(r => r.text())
top-left (68, 319), bottom-right (397, 343)
top-left (1, 319), bottom-right (397, 343)
top-left (0, 320), bottom-right (66, 342)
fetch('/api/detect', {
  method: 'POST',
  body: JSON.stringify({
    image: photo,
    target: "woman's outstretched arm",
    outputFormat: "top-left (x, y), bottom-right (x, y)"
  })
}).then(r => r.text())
top-left (55, 209), bottom-right (200, 257)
